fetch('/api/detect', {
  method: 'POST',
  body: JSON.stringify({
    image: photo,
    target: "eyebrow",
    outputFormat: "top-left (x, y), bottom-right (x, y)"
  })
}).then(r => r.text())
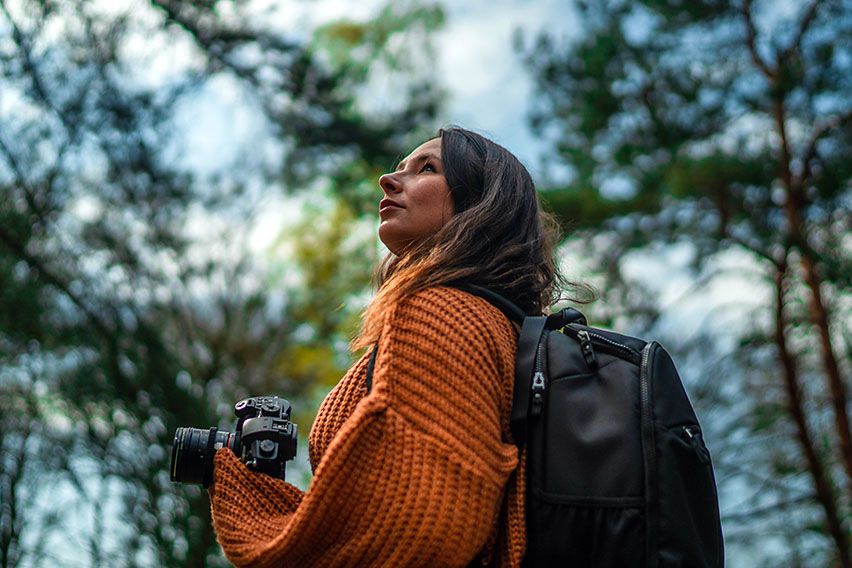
top-left (395, 152), bottom-right (441, 172)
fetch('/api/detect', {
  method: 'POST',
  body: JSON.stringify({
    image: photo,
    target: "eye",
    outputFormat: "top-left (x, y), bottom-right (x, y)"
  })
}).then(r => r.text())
top-left (420, 162), bottom-right (436, 173)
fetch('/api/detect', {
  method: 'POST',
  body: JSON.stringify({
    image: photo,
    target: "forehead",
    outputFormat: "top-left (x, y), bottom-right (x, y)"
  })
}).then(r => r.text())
top-left (397, 137), bottom-right (441, 169)
top-left (408, 137), bottom-right (441, 157)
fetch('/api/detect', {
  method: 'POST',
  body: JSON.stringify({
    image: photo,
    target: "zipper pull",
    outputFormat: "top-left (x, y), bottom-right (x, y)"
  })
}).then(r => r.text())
top-left (531, 371), bottom-right (545, 417)
top-left (577, 330), bottom-right (598, 371)
top-left (683, 426), bottom-right (710, 464)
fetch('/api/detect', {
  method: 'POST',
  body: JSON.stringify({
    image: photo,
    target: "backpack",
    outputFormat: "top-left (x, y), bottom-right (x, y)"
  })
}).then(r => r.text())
top-left (366, 285), bottom-right (724, 567)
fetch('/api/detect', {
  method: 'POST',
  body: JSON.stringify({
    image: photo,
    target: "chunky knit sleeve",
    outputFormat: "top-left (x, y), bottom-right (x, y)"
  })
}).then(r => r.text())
top-left (209, 286), bottom-right (519, 567)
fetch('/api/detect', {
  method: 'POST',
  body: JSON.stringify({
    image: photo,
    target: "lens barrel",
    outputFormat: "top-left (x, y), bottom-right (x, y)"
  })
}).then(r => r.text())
top-left (170, 427), bottom-right (237, 487)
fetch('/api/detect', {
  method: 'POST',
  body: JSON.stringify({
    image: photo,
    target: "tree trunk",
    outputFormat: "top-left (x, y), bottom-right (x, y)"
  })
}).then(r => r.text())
top-left (772, 95), bottom-right (852, 498)
top-left (774, 260), bottom-right (850, 567)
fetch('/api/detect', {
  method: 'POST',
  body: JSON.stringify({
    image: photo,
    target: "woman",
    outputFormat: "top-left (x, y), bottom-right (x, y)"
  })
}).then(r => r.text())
top-left (209, 127), bottom-right (564, 567)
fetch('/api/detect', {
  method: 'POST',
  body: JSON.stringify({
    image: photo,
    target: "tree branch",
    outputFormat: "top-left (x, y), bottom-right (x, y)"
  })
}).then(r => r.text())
top-left (773, 96), bottom-right (852, 500)
top-left (146, 0), bottom-right (297, 84)
top-left (0, 1), bottom-right (80, 136)
top-left (780, 0), bottom-right (822, 62)
top-left (798, 108), bottom-right (852, 188)
top-left (725, 232), bottom-right (782, 270)
top-left (0, 225), bottom-right (116, 340)
top-left (739, 0), bottom-right (777, 80)
top-left (773, 259), bottom-right (851, 567)
top-left (723, 495), bottom-right (815, 523)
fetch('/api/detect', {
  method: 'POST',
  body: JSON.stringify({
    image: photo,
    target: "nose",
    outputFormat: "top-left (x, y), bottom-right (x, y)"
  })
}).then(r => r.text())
top-left (379, 172), bottom-right (401, 195)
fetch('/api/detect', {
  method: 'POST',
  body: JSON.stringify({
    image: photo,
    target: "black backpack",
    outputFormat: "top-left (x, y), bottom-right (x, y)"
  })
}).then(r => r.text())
top-left (366, 285), bottom-right (724, 567)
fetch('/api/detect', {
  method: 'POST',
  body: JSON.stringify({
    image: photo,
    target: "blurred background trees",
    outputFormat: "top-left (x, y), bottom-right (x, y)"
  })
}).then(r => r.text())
top-left (0, 0), bottom-right (848, 566)
top-left (520, 0), bottom-right (850, 564)
top-left (0, 0), bottom-right (442, 565)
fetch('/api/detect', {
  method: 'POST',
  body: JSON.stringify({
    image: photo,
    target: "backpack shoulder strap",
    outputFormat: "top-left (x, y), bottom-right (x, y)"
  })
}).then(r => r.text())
top-left (511, 315), bottom-right (547, 448)
top-left (459, 284), bottom-right (527, 323)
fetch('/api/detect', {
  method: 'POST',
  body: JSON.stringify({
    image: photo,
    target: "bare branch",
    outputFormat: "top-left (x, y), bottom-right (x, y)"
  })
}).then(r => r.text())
top-left (0, 225), bottom-right (116, 340)
top-left (146, 0), bottom-right (297, 85)
top-left (723, 495), bottom-right (815, 523)
top-left (725, 233), bottom-right (782, 269)
top-left (739, 0), bottom-right (777, 80)
top-left (0, 132), bottom-right (58, 232)
top-left (0, 1), bottom-right (79, 135)
top-left (780, 0), bottom-right (823, 62)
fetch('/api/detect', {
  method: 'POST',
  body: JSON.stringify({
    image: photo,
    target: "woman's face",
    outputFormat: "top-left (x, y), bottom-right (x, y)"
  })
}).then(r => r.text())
top-left (377, 138), bottom-right (454, 255)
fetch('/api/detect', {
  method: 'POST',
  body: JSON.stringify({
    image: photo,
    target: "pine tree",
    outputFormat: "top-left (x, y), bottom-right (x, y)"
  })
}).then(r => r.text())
top-left (521, 0), bottom-right (850, 563)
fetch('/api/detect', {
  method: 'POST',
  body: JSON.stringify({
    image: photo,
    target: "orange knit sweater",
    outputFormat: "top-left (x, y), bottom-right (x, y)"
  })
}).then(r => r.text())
top-left (209, 286), bottom-right (526, 567)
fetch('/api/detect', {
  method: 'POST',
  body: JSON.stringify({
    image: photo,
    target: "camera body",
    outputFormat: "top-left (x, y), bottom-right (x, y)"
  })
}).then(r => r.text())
top-left (233, 396), bottom-right (298, 479)
top-left (170, 395), bottom-right (298, 487)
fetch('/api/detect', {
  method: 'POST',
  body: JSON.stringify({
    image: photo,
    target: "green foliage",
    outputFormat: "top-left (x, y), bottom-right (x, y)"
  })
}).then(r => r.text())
top-left (313, 1), bottom-right (444, 79)
top-left (270, 195), bottom-right (377, 428)
top-left (0, 209), bottom-right (47, 344)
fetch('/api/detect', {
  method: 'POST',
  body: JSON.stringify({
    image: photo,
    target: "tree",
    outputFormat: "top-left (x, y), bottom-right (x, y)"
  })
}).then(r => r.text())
top-left (520, 0), bottom-right (850, 564)
top-left (0, 0), bottom-right (444, 564)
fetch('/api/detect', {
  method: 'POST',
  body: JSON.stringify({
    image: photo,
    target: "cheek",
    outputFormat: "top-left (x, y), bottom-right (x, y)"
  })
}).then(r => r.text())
top-left (378, 182), bottom-right (452, 252)
top-left (421, 184), bottom-right (453, 226)
top-left (436, 190), bottom-right (454, 228)
top-left (442, 192), bottom-right (454, 220)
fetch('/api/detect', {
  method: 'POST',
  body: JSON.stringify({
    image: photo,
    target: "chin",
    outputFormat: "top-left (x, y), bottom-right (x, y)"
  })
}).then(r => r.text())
top-left (378, 237), bottom-right (409, 257)
top-left (379, 227), bottom-right (431, 257)
top-left (378, 226), bottom-right (402, 254)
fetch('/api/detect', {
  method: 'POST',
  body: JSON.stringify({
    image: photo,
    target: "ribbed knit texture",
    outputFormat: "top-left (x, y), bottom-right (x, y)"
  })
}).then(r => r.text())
top-left (210, 286), bottom-right (526, 567)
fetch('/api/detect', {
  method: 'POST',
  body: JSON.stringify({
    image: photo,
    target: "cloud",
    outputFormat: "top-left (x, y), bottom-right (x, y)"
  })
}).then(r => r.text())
top-left (434, 0), bottom-right (581, 175)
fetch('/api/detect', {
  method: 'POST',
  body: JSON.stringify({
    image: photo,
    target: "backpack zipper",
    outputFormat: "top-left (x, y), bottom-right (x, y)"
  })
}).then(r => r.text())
top-left (577, 330), bottom-right (598, 371)
top-left (682, 425), bottom-right (710, 464)
top-left (531, 330), bottom-right (549, 417)
top-left (639, 342), bottom-right (657, 566)
top-left (563, 325), bottom-right (641, 363)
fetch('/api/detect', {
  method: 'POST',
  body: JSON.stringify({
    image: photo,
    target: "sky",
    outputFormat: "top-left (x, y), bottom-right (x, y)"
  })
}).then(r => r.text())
top-left (172, 0), bottom-right (580, 194)
top-left (433, 0), bottom-right (580, 173)
top-left (257, 0), bottom-right (581, 172)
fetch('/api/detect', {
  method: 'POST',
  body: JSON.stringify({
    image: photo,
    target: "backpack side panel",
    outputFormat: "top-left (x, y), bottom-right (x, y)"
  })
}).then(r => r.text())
top-left (648, 343), bottom-right (724, 568)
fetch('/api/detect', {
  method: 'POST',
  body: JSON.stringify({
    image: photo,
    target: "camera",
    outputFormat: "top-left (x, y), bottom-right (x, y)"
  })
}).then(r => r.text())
top-left (170, 395), bottom-right (298, 487)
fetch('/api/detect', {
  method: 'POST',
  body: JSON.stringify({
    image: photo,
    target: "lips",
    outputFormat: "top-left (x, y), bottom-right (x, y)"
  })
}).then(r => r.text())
top-left (379, 198), bottom-right (404, 211)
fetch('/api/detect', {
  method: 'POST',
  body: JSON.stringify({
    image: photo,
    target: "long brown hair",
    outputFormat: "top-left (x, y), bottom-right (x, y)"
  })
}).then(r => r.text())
top-left (351, 126), bottom-right (569, 352)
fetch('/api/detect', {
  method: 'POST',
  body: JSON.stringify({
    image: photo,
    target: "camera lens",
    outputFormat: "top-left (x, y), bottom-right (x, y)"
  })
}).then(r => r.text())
top-left (170, 427), bottom-right (237, 486)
